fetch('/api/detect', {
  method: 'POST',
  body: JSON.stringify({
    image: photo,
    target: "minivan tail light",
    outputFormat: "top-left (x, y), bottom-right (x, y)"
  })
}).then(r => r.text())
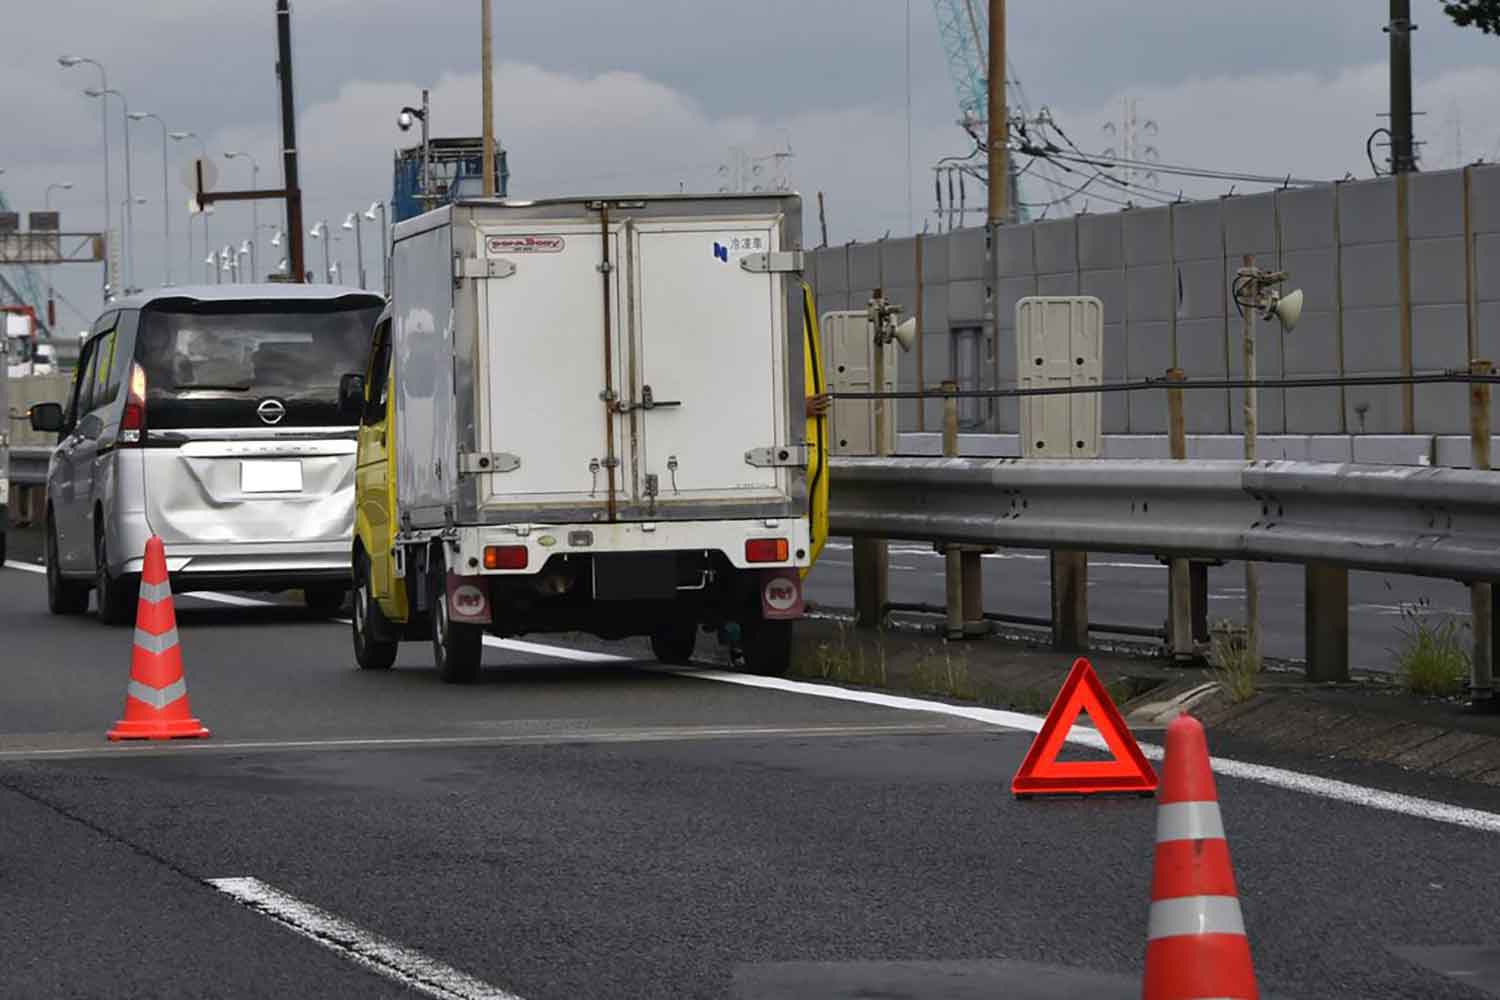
top-left (746, 538), bottom-right (789, 563)
top-left (119, 363), bottom-right (147, 444)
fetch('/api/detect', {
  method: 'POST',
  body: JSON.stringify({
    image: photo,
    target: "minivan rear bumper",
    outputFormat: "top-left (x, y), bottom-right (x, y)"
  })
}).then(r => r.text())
top-left (112, 508), bottom-right (349, 592)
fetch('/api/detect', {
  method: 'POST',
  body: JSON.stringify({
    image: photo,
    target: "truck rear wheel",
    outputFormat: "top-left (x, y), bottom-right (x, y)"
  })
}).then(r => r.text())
top-left (740, 620), bottom-right (793, 677)
top-left (430, 553), bottom-right (483, 684)
top-left (650, 624), bottom-right (698, 666)
top-left (352, 555), bottom-right (398, 671)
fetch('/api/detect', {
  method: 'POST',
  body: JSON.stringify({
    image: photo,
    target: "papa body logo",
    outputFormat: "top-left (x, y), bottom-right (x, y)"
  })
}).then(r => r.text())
top-left (487, 235), bottom-right (564, 255)
top-left (763, 576), bottom-right (799, 613)
top-left (452, 584), bottom-right (488, 616)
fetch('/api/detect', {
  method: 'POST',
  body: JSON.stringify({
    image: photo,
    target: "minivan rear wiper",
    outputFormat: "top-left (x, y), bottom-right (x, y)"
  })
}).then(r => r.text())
top-left (177, 384), bottom-right (252, 392)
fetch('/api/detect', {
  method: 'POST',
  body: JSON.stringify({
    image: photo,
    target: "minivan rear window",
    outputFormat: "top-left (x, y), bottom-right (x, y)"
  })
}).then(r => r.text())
top-left (135, 297), bottom-right (382, 431)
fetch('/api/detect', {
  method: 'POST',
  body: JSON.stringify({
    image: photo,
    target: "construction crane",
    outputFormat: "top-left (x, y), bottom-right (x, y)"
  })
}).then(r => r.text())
top-left (929, 0), bottom-right (1040, 225)
top-left (932, 0), bottom-right (990, 133)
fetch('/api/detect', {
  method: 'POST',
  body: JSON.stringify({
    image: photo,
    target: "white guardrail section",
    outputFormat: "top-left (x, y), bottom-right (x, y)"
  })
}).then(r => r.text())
top-left (828, 457), bottom-right (1500, 582)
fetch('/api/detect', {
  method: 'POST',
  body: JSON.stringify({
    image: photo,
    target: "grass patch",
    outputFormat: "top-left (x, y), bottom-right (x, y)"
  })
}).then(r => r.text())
top-left (910, 645), bottom-right (976, 700)
top-left (1391, 599), bottom-right (1470, 698)
top-left (798, 621), bottom-right (889, 687)
top-left (1210, 620), bottom-right (1260, 704)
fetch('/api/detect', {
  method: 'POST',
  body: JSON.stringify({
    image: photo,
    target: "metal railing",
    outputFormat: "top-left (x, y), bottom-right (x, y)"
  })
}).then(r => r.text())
top-left (829, 456), bottom-right (1500, 582)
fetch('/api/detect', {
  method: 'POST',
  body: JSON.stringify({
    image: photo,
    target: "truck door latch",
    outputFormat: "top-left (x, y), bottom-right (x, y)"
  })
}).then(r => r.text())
top-left (615, 384), bottom-right (682, 413)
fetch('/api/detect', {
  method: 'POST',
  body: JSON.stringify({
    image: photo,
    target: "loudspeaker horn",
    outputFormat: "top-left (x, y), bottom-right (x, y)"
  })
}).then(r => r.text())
top-left (1273, 289), bottom-right (1303, 332)
top-left (892, 316), bottom-right (918, 352)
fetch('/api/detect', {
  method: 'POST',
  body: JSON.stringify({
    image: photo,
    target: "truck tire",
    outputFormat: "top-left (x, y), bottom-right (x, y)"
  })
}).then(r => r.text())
top-left (650, 624), bottom-right (698, 665)
top-left (430, 553), bottom-right (482, 684)
top-left (740, 620), bottom-right (793, 677)
top-left (94, 525), bottom-right (138, 627)
top-left (351, 555), bottom-right (398, 671)
top-left (46, 516), bottom-right (89, 616)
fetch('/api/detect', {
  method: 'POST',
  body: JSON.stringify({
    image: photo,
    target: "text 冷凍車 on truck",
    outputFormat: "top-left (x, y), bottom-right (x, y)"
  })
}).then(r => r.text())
top-left (350, 194), bottom-right (829, 682)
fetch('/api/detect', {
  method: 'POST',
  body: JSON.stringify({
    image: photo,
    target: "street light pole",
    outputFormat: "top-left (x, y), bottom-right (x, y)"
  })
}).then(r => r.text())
top-left (309, 219), bottom-right (330, 283)
top-left (87, 88), bottom-right (135, 294)
top-left (59, 55), bottom-right (110, 302)
top-left (129, 112), bottom-right (172, 286)
top-left (364, 201), bottom-right (388, 295)
top-left (224, 151), bottom-right (260, 280)
top-left (343, 212), bottom-right (366, 289)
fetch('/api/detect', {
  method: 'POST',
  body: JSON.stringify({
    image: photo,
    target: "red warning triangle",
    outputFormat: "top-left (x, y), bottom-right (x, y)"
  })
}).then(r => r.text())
top-left (1011, 658), bottom-right (1158, 797)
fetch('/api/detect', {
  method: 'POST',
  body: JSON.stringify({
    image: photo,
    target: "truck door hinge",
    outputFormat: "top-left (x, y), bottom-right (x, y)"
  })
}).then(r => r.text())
top-left (459, 451), bottom-right (521, 474)
top-left (453, 255), bottom-right (517, 286)
top-left (739, 250), bottom-right (804, 274)
top-left (745, 444), bottom-right (809, 468)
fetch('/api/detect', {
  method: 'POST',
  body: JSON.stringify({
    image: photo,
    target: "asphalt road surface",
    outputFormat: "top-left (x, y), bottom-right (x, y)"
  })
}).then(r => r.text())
top-left (3, 561), bottom-right (1500, 999)
top-left (805, 539), bottom-right (1472, 673)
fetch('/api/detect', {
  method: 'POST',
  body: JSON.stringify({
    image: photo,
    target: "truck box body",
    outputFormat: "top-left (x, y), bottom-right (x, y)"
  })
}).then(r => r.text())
top-left (389, 195), bottom-right (810, 556)
top-left (360, 194), bottom-right (818, 677)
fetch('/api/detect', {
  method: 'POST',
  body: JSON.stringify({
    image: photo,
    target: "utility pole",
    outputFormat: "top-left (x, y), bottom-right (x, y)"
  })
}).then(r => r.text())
top-left (986, 0), bottom-right (1006, 226)
top-left (1241, 254), bottom-right (1262, 673)
top-left (276, 0), bottom-right (307, 282)
top-left (481, 0), bottom-right (496, 196)
top-left (1387, 0), bottom-right (1417, 175)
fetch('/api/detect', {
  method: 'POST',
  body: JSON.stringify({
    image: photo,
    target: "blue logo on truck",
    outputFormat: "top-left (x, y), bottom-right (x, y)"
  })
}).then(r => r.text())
top-left (713, 242), bottom-right (729, 262)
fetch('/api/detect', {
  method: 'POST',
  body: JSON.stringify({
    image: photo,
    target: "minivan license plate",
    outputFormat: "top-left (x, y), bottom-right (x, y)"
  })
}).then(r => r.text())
top-left (241, 460), bottom-right (304, 494)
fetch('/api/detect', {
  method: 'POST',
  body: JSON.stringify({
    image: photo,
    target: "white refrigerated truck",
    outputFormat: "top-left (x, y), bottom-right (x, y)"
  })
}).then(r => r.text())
top-left (349, 194), bottom-right (828, 682)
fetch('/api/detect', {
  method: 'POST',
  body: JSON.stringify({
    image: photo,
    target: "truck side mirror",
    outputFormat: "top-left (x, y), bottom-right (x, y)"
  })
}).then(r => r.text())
top-left (338, 373), bottom-right (366, 420)
top-left (29, 402), bottom-right (64, 433)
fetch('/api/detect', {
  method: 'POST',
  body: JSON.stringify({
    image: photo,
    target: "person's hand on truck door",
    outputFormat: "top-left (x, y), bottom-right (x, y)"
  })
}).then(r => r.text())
top-left (805, 393), bottom-right (832, 419)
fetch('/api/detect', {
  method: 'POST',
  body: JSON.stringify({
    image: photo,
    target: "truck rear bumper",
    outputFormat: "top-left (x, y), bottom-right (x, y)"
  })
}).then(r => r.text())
top-left (451, 518), bottom-right (811, 575)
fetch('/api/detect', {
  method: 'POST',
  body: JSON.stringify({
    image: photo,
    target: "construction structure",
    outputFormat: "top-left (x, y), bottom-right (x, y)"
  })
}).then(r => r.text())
top-left (392, 137), bottom-right (510, 225)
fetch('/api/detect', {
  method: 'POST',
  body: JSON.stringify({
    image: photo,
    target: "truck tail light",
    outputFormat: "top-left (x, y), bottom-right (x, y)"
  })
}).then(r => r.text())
top-left (483, 545), bottom-right (529, 570)
top-left (119, 363), bottom-right (147, 445)
top-left (745, 538), bottom-right (789, 564)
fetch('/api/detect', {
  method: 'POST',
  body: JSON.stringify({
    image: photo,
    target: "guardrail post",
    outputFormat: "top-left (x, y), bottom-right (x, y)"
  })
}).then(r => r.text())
top-left (1165, 368), bottom-right (1195, 662)
top-left (853, 539), bottom-right (888, 630)
top-left (1051, 551), bottom-right (1088, 652)
top-left (1470, 359), bottom-right (1495, 709)
top-left (1304, 563), bottom-right (1350, 683)
top-left (941, 380), bottom-right (964, 639)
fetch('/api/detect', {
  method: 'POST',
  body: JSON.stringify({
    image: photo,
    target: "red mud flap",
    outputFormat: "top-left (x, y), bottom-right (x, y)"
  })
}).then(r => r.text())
top-left (760, 569), bottom-right (804, 621)
top-left (446, 573), bottom-right (493, 625)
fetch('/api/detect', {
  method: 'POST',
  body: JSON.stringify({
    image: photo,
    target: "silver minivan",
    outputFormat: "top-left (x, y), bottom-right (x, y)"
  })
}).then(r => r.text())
top-left (30, 285), bottom-right (384, 623)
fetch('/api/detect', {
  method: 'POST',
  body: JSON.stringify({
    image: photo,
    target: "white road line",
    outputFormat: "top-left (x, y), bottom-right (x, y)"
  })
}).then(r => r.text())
top-left (208, 876), bottom-right (523, 1000)
top-left (12, 560), bottom-right (1500, 834)
top-left (483, 635), bottom-right (631, 663)
top-left (5, 561), bottom-right (45, 574)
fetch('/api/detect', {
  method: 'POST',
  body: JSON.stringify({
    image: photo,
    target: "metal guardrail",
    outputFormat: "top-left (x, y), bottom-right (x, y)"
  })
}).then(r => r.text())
top-left (8, 446), bottom-right (51, 487)
top-left (828, 457), bottom-right (1500, 582)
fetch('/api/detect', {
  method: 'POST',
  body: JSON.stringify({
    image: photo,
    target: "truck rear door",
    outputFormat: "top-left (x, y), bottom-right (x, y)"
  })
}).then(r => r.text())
top-left (628, 218), bottom-right (787, 509)
top-left (473, 224), bottom-right (625, 511)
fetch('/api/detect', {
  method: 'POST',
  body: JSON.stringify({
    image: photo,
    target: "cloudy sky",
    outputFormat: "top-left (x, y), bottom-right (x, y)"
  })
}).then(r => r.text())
top-left (3, 1), bottom-right (1499, 333)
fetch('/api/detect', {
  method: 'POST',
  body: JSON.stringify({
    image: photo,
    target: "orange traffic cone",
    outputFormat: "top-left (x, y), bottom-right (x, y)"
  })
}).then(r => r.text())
top-left (106, 536), bottom-right (210, 741)
top-left (1143, 714), bottom-right (1256, 1000)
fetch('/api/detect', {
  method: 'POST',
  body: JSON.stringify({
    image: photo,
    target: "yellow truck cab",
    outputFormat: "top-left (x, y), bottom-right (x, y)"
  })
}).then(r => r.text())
top-left (349, 194), bottom-right (828, 682)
